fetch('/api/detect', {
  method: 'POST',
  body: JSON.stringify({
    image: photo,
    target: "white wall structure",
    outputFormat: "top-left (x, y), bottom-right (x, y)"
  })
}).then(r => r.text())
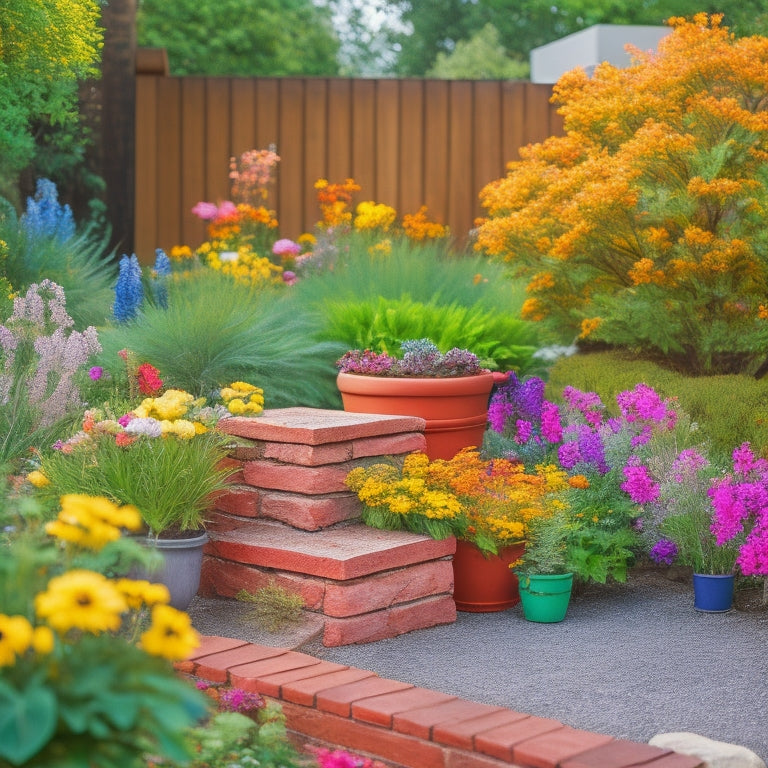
top-left (530, 24), bottom-right (670, 84)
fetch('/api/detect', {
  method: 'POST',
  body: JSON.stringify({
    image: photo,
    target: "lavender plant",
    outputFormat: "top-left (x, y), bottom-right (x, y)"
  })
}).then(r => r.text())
top-left (0, 280), bottom-right (101, 471)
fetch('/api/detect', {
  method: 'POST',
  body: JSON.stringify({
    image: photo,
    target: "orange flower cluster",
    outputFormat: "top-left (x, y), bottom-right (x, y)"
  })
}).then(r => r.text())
top-left (314, 178), bottom-right (361, 228)
top-left (475, 14), bottom-right (768, 374)
top-left (401, 206), bottom-right (449, 240)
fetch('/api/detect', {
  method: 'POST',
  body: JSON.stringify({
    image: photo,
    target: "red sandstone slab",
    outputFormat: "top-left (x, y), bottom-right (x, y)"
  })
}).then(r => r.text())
top-left (243, 661), bottom-right (349, 698)
top-left (561, 740), bottom-right (673, 768)
top-left (213, 487), bottom-right (261, 517)
top-left (433, 709), bottom-right (531, 750)
top-left (351, 432), bottom-right (427, 459)
top-left (207, 520), bottom-right (455, 579)
top-left (393, 698), bottom-right (507, 740)
top-left (259, 490), bottom-right (361, 530)
top-left (281, 668), bottom-right (377, 706)
top-left (322, 594), bottom-right (457, 646)
top-left (243, 460), bottom-right (357, 494)
top-left (200, 557), bottom-right (326, 609)
top-left (476, 716), bottom-right (566, 761)
top-left (444, 751), bottom-right (516, 768)
top-left (352, 687), bottom-right (457, 727)
top-left (513, 726), bottom-right (614, 768)
top-left (324, 559), bottom-right (454, 617)
top-left (636, 755), bottom-right (705, 768)
top-left (316, 676), bottom-right (414, 717)
top-left (219, 408), bottom-right (426, 445)
top-left (194, 644), bottom-right (288, 682)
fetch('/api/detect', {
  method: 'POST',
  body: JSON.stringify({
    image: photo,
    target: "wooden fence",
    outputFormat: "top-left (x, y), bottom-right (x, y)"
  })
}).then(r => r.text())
top-left (134, 50), bottom-right (563, 262)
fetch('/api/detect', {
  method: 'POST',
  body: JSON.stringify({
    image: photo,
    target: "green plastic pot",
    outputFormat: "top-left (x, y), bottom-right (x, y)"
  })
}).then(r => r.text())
top-left (518, 572), bottom-right (573, 623)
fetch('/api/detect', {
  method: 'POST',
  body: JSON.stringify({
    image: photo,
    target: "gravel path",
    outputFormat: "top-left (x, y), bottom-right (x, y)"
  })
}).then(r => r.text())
top-left (303, 572), bottom-right (768, 760)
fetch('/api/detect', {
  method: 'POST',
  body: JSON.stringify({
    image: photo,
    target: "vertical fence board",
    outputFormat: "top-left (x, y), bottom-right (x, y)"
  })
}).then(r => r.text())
top-left (278, 79), bottom-right (306, 239)
top-left (135, 74), bottom-right (158, 259)
top-left (134, 66), bottom-right (562, 260)
top-left (253, 79), bottom-right (280, 211)
top-left (351, 79), bottom-right (376, 199)
top-left (303, 80), bottom-right (328, 237)
top-left (204, 79), bottom-right (231, 210)
top-left (447, 81), bottom-right (475, 243)
top-left (155, 78), bottom-right (182, 255)
top-left (473, 81), bottom-right (503, 225)
top-left (399, 79), bottom-right (425, 217)
top-left (375, 79), bottom-right (400, 207)
top-left (423, 80), bottom-right (450, 227)
top-left (327, 79), bottom-right (352, 182)
top-left (231, 79), bottom-right (257, 157)
top-left (180, 78), bottom-right (207, 249)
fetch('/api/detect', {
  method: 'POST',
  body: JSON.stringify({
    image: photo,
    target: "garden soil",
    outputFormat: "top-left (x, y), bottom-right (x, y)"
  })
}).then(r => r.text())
top-left (187, 570), bottom-right (768, 761)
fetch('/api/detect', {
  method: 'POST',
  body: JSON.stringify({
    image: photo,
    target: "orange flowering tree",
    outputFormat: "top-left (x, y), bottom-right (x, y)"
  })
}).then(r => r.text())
top-left (476, 14), bottom-right (768, 375)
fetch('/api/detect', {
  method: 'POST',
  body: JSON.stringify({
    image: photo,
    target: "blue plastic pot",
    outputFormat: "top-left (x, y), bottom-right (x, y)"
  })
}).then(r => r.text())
top-left (692, 573), bottom-right (734, 613)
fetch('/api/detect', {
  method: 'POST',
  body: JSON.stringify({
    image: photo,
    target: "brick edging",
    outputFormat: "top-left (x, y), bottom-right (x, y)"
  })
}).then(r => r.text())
top-left (177, 636), bottom-right (704, 768)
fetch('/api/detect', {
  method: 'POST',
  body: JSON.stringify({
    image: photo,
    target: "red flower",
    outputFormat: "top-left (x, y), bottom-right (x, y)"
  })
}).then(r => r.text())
top-left (136, 363), bottom-right (163, 395)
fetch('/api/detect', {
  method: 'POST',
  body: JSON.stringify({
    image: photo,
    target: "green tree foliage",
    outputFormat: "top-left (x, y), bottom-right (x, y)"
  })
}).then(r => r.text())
top-left (390, 0), bottom-right (768, 75)
top-left (0, 0), bottom-right (103, 203)
top-left (427, 23), bottom-right (528, 79)
top-left (136, 0), bottom-right (340, 76)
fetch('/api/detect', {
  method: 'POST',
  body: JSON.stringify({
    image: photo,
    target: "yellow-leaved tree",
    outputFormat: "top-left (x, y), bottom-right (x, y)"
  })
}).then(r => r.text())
top-left (476, 14), bottom-right (768, 375)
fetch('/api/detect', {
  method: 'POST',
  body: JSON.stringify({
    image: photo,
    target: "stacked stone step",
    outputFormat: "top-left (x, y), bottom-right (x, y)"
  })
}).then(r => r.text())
top-left (201, 407), bottom-right (457, 646)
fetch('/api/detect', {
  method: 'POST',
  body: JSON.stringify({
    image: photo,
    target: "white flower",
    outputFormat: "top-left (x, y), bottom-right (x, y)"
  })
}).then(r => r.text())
top-left (124, 417), bottom-right (163, 438)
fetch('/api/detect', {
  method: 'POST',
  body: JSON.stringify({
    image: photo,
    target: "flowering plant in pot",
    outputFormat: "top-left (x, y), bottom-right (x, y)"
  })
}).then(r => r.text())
top-left (345, 447), bottom-right (573, 556)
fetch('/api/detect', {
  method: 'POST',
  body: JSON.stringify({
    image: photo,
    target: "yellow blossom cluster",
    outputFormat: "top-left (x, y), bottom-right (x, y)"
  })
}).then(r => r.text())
top-left (346, 448), bottom-right (572, 554)
top-left (401, 206), bottom-right (449, 240)
top-left (219, 381), bottom-right (265, 416)
top-left (198, 242), bottom-right (284, 287)
top-left (45, 493), bottom-right (142, 550)
top-left (353, 201), bottom-right (397, 231)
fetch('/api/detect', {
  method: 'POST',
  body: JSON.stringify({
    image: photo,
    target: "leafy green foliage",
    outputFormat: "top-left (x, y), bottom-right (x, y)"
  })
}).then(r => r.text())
top-left (321, 295), bottom-right (537, 373)
top-left (548, 350), bottom-right (768, 462)
top-left (137, 0), bottom-right (339, 75)
top-left (96, 270), bottom-right (345, 408)
top-left (427, 23), bottom-right (528, 79)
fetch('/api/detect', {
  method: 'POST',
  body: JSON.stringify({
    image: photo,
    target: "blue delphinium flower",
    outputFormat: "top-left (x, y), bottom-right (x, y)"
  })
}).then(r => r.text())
top-left (113, 254), bottom-right (144, 322)
top-left (21, 178), bottom-right (76, 242)
top-left (150, 248), bottom-right (171, 309)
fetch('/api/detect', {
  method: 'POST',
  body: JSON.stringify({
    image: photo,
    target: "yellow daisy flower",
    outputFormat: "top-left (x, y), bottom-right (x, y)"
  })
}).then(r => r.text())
top-left (0, 614), bottom-right (33, 666)
top-left (35, 570), bottom-right (128, 634)
top-left (140, 605), bottom-right (199, 661)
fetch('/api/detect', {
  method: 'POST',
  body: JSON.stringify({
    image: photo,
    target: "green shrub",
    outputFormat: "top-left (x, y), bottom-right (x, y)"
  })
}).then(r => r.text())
top-left (97, 270), bottom-right (344, 407)
top-left (548, 350), bottom-right (768, 460)
top-left (319, 295), bottom-right (538, 373)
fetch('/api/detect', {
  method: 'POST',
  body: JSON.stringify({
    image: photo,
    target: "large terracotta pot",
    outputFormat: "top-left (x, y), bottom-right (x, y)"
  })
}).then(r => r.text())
top-left (452, 539), bottom-right (525, 612)
top-left (336, 371), bottom-right (496, 460)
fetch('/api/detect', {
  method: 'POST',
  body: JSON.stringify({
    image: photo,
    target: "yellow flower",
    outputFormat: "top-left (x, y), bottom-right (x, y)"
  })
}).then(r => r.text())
top-left (116, 579), bottom-right (170, 610)
top-left (0, 615), bottom-right (34, 666)
top-left (27, 470), bottom-right (49, 487)
top-left (140, 605), bottom-right (199, 661)
top-left (35, 570), bottom-right (128, 634)
top-left (46, 495), bottom-right (141, 550)
top-left (31, 625), bottom-right (55, 655)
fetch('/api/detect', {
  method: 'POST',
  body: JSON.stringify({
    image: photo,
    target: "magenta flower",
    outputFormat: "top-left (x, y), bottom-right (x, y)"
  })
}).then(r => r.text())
top-left (272, 238), bottom-right (302, 256)
top-left (514, 419), bottom-right (532, 444)
top-left (621, 457), bottom-right (660, 504)
top-left (540, 400), bottom-right (563, 443)
top-left (282, 270), bottom-right (297, 285)
top-left (650, 539), bottom-right (678, 566)
top-left (88, 366), bottom-right (103, 381)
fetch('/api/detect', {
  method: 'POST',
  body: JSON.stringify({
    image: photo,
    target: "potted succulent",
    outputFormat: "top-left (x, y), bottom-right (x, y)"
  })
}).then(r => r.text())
top-left (336, 339), bottom-right (500, 460)
top-left (345, 447), bottom-right (573, 612)
top-left (34, 381), bottom-right (265, 609)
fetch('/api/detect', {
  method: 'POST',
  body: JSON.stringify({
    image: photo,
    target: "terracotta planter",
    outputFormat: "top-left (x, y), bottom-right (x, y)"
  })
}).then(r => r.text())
top-left (336, 371), bottom-right (496, 460)
top-left (452, 539), bottom-right (525, 612)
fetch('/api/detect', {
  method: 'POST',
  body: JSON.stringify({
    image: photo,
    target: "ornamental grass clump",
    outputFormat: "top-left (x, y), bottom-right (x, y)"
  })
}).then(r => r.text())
top-left (346, 447), bottom-right (573, 556)
top-left (0, 492), bottom-right (208, 767)
top-left (476, 14), bottom-right (768, 375)
top-left (35, 381), bottom-right (263, 536)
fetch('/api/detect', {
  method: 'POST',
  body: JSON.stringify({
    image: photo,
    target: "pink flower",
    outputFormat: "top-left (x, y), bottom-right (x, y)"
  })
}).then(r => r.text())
top-left (282, 270), bottom-right (297, 285)
top-left (88, 366), bottom-right (103, 381)
top-left (272, 238), bottom-right (301, 256)
top-left (621, 457), bottom-right (660, 504)
top-left (215, 200), bottom-right (237, 219)
top-left (191, 201), bottom-right (219, 220)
